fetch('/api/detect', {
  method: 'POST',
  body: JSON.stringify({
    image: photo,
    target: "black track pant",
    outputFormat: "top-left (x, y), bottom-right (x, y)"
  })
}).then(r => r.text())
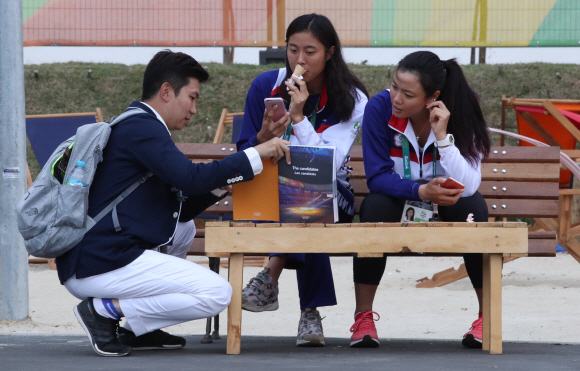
top-left (353, 192), bottom-right (488, 289)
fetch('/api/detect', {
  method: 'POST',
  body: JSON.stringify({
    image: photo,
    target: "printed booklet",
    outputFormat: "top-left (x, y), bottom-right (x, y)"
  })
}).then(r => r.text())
top-left (232, 145), bottom-right (337, 223)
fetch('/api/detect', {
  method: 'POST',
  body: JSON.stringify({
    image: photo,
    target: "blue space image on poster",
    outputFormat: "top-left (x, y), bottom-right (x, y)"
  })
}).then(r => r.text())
top-left (278, 146), bottom-right (336, 223)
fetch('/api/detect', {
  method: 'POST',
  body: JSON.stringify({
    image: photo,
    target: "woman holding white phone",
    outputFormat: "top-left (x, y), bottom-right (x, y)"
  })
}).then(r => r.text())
top-left (349, 51), bottom-right (491, 350)
top-left (236, 13), bottom-right (368, 347)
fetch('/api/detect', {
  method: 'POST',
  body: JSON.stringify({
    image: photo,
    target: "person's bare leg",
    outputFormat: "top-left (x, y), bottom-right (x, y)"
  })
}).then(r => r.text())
top-left (112, 299), bottom-right (124, 315)
top-left (354, 283), bottom-right (379, 313)
top-left (266, 255), bottom-right (288, 286)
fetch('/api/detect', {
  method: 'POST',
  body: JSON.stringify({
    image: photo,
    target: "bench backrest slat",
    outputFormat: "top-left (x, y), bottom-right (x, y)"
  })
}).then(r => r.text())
top-left (478, 181), bottom-right (559, 199)
top-left (481, 163), bottom-right (559, 182)
top-left (176, 143), bottom-right (237, 159)
top-left (484, 199), bottom-right (558, 218)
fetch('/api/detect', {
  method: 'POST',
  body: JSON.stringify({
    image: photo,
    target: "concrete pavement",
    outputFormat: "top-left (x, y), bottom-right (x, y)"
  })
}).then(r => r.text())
top-left (1, 335), bottom-right (578, 371)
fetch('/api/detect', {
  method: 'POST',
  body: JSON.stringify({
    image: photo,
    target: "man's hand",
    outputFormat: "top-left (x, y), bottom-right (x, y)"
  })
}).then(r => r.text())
top-left (257, 106), bottom-right (291, 143)
top-left (254, 138), bottom-right (291, 165)
top-left (418, 177), bottom-right (463, 206)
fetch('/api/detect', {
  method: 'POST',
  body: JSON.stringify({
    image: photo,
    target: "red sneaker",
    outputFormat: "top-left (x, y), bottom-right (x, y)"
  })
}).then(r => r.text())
top-left (349, 311), bottom-right (380, 348)
top-left (462, 313), bottom-right (483, 349)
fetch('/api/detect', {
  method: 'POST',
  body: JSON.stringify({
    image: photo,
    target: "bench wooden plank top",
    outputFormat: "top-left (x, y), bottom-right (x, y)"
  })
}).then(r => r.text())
top-left (205, 222), bottom-right (528, 254)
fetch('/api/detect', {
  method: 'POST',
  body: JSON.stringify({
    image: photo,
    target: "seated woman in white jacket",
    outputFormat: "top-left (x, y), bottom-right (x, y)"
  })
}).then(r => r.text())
top-left (349, 51), bottom-right (491, 350)
top-left (236, 13), bottom-right (368, 347)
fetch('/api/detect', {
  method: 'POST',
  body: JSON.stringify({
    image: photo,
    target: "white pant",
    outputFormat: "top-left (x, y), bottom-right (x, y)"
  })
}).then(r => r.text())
top-left (64, 221), bottom-right (231, 336)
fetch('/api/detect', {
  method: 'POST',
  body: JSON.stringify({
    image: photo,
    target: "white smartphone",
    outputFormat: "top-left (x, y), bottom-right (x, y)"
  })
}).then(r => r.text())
top-left (264, 97), bottom-right (287, 122)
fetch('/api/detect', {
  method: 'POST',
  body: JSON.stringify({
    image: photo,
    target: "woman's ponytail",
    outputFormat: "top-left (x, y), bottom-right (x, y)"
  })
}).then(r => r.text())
top-left (439, 59), bottom-right (490, 166)
top-left (397, 52), bottom-right (490, 166)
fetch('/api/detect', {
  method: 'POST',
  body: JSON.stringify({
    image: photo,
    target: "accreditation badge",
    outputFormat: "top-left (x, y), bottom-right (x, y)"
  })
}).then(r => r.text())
top-left (401, 200), bottom-right (434, 223)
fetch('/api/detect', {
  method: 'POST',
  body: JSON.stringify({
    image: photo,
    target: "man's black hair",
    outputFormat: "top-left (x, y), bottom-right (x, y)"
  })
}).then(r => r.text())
top-left (141, 50), bottom-right (209, 101)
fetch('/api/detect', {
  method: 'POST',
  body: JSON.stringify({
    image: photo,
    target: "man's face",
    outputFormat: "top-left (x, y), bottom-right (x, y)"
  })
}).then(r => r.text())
top-left (165, 78), bottom-right (200, 131)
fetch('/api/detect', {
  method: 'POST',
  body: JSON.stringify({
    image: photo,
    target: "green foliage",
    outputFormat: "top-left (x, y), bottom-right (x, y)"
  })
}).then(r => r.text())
top-left (24, 62), bottom-right (580, 179)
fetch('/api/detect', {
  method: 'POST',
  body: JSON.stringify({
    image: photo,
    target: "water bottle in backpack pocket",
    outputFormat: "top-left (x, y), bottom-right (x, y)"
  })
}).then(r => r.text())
top-left (66, 161), bottom-right (88, 187)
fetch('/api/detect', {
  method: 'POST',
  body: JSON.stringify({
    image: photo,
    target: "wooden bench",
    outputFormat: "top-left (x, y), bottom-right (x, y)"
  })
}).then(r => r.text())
top-left (177, 143), bottom-right (559, 354)
top-left (177, 144), bottom-right (559, 259)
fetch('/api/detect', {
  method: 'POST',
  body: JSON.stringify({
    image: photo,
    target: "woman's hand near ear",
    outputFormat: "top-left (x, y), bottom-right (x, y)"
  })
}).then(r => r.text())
top-left (426, 100), bottom-right (450, 141)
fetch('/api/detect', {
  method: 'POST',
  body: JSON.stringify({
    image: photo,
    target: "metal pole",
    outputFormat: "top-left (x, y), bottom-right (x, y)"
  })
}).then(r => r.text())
top-left (0, 0), bottom-right (29, 320)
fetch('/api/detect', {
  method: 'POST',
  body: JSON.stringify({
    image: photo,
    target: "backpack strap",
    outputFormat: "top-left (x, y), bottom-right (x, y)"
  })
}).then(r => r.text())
top-left (108, 107), bottom-right (147, 128)
top-left (93, 171), bottom-right (154, 230)
top-left (91, 107), bottom-right (151, 230)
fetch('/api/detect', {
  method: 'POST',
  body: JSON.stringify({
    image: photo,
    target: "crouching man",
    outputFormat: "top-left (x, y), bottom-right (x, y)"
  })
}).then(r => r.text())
top-left (55, 50), bottom-right (290, 357)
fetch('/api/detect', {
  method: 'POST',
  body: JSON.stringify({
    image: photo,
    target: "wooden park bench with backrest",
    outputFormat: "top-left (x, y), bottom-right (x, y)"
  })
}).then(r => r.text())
top-left (418, 97), bottom-right (580, 287)
top-left (177, 142), bottom-right (559, 355)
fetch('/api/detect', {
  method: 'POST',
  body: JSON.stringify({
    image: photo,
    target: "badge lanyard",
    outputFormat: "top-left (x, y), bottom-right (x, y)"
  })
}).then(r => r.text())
top-left (401, 134), bottom-right (440, 220)
top-left (282, 98), bottom-right (320, 141)
top-left (400, 135), bottom-right (437, 180)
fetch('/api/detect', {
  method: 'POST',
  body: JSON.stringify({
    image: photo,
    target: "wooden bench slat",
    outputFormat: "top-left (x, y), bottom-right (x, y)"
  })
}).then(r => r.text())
top-left (199, 192), bottom-right (560, 217)
top-left (484, 146), bottom-right (560, 163)
top-left (206, 226), bottom-right (528, 254)
top-left (348, 146), bottom-right (560, 163)
top-left (188, 231), bottom-right (556, 257)
top-left (354, 180), bottom-right (561, 200)
top-left (478, 181), bottom-right (559, 199)
top-left (204, 196), bottom-right (233, 213)
top-left (485, 199), bottom-right (559, 218)
top-left (352, 157), bottom-right (560, 181)
top-left (528, 238), bottom-right (557, 257)
top-left (188, 238), bottom-right (206, 255)
top-left (176, 143), bottom-right (237, 159)
top-left (481, 163), bottom-right (559, 182)
top-left (351, 178), bottom-right (369, 195)
top-left (353, 198), bottom-right (559, 218)
top-left (350, 162), bottom-right (365, 178)
top-left (349, 146), bottom-right (363, 161)
top-left (527, 231), bottom-right (557, 239)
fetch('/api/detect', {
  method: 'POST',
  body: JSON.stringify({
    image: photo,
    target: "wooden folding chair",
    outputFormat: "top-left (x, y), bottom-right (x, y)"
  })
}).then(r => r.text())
top-left (213, 109), bottom-right (244, 144)
top-left (502, 97), bottom-right (580, 262)
top-left (26, 109), bottom-right (104, 269)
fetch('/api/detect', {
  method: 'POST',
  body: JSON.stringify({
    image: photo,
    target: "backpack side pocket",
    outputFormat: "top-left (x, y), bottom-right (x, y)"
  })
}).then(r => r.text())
top-left (54, 184), bottom-right (89, 229)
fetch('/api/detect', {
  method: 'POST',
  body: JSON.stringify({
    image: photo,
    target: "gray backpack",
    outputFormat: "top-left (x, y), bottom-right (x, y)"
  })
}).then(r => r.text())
top-left (16, 108), bottom-right (152, 258)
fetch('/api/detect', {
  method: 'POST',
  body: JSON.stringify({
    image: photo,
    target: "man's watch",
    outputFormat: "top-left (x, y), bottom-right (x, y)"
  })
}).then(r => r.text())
top-left (434, 134), bottom-right (455, 148)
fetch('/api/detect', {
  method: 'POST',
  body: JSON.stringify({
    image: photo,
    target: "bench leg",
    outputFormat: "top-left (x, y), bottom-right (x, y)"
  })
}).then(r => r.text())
top-left (482, 254), bottom-right (490, 351)
top-left (482, 253), bottom-right (503, 354)
top-left (210, 257), bottom-right (222, 340)
top-left (201, 257), bottom-right (222, 343)
top-left (226, 253), bottom-right (244, 355)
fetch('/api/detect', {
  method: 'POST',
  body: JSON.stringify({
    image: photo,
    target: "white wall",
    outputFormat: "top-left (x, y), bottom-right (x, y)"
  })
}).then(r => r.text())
top-left (24, 46), bottom-right (580, 66)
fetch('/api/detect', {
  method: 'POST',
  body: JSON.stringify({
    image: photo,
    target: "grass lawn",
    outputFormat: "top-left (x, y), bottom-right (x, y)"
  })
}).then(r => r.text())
top-left (24, 62), bottom-right (580, 178)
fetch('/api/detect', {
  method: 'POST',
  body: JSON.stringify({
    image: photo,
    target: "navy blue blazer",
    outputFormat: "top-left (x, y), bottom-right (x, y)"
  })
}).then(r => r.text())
top-left (56, 102), bottom-right (254, 284)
